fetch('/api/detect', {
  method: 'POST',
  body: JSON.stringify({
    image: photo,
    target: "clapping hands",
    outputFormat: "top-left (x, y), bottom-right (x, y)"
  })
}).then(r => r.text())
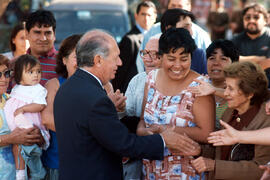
top-left (104, 82), bottom-right (127, 112)
top-left (107, 89), bottom-right (126, 112)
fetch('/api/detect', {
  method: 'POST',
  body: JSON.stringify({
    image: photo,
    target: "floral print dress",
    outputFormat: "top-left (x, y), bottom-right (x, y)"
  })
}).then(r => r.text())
top-left (142, 69), bottom-right (206, 180)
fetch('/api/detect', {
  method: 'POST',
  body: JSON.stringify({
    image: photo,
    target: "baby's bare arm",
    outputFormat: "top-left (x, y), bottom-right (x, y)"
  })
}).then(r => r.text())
top-left (14, 103), bottom-right (46, 116)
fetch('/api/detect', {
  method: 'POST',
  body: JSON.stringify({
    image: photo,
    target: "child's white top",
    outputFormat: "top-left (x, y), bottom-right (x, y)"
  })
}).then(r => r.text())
top-left (10, 84), bottom-right (47, 105)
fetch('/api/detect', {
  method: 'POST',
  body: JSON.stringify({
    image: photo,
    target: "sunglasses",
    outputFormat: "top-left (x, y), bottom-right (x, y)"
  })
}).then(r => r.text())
top-left (0, 70), bottom-right (11, 78)
top-left (244, 15), bottom-right (260, 21)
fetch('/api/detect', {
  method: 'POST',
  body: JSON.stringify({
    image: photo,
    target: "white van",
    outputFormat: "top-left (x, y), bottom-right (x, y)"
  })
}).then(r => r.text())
top-left (45, 0), bottom-right (131, 47)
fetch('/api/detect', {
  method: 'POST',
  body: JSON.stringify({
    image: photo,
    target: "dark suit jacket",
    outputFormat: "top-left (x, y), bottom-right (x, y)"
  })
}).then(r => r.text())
top-left (112, 25), bottom-right (143, 93)
top-left (54, 69), bottom-right (164, 180)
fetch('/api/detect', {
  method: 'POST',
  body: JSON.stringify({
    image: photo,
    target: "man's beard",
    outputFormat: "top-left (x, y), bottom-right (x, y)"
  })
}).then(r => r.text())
top-left (245, 23), bottom-right (261, 35)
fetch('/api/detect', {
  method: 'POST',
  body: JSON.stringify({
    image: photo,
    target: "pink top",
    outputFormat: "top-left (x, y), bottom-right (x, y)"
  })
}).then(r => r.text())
top-left (4, 84), bottom-right (50, 149)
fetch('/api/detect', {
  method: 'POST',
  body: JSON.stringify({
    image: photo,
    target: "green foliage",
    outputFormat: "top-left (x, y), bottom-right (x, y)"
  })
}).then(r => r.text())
top-left (20, 0), bottom-right (31, 11)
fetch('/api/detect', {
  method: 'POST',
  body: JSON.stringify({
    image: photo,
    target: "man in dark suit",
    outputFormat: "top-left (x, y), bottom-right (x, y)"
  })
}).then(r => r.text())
top-left (54, 30), bottom-right (200, 180)
top-left (112, 1), bottom-right (157, 93)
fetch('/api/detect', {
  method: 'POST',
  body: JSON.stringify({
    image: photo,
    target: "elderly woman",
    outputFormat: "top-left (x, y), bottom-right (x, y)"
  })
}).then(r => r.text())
top-left (137, 28), bottom-right (215, 179)
top-left (0, 54), bottom-right (42, 179)
top-left (192, 61), bottom-right (270, 180)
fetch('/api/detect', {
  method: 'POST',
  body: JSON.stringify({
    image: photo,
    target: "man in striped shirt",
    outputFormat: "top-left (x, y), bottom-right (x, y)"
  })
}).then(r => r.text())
top-left (26, 10), bottom-right (58, 86)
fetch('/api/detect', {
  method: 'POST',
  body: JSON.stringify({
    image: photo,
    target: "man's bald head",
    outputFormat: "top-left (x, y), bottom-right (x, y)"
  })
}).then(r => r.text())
top-left (76, 30), bottom-right (115, 67)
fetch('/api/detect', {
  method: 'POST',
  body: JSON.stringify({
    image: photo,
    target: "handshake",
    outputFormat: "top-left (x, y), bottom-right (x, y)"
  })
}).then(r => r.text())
top-left (160, 126), bottom-right (201, 156)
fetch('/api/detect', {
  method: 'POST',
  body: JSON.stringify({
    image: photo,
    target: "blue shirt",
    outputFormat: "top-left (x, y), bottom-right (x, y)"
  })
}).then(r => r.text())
top-left (135, 23), bottom-right (147, 34)
top-left (191, 48), bottom-right (208, 75)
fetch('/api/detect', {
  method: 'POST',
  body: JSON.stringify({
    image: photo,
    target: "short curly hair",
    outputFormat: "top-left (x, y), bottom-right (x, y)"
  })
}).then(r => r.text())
top-left (206, 39), bottom-right (239, 62)
top-left (159, 27), bottom-right (196, 56)
top-left (26, 10), bottom-right (56, 32)
top-left (224, 61), bottom-right (269, 105)
top-left (0, 54), bottom-right (10, 68)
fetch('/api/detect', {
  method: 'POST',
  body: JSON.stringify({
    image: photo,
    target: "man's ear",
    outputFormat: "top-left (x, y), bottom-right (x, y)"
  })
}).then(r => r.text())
top-left (134, 12), bottom-right (138, 21)
top-left (93, 55), bottom-right (103, 67)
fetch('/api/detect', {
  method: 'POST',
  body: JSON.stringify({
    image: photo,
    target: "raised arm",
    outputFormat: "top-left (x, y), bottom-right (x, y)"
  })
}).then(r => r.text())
top-left (239, 56), bottom-right (270, 70)
top-left (41, 78), bottom-right (59, 131)
top-left (239, 55), bottom-right (267, 63)
top-left (187, 78), bottom-right (226, 99)
top-left (208, 120), bottom-right (270, 146)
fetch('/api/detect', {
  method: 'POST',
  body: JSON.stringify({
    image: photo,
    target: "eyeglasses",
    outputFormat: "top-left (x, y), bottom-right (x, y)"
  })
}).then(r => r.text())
top-left (0, 70), bottom-right (11, 78)
top-left (244, 14), bottom-right (260, 21)
top-left (140, 50), bottom-right (158, 59)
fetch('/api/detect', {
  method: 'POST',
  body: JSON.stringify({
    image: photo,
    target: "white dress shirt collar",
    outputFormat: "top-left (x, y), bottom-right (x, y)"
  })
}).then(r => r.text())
top-left (80, 68), bottom-right (103, 88)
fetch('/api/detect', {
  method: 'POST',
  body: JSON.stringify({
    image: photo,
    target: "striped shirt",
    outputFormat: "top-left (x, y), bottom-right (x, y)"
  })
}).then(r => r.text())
top-left (27, 48), bottom-right (58, 86)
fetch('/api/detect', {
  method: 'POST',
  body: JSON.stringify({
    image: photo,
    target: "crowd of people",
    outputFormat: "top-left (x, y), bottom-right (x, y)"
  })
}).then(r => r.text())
top-left (0, 0), bottom-right (270, 180)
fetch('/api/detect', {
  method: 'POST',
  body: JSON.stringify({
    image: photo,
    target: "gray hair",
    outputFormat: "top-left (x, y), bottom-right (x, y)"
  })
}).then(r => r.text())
top-left (76, 29), bottom-right (111, 67)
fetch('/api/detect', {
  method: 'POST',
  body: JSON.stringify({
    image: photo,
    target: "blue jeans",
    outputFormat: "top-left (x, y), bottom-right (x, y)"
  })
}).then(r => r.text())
top-left (44, 167), bottom-right (59, 180)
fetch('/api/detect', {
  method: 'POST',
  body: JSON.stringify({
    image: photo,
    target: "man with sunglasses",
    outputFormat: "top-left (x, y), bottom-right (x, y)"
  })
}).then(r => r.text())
top-left (232, 3), bottom-right (270, 70)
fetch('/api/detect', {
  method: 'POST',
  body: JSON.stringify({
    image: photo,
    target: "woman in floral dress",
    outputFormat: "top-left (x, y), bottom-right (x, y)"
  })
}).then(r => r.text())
top-left (137, 28), bottom-right (215, 180)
